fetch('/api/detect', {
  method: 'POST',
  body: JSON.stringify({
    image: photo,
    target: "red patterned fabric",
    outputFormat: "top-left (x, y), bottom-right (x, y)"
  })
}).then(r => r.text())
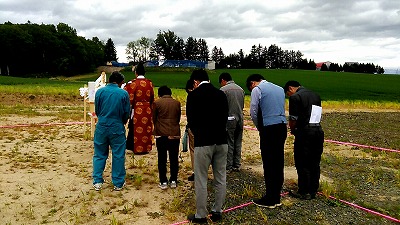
top-left (124, 78), bottom-right (154, 154)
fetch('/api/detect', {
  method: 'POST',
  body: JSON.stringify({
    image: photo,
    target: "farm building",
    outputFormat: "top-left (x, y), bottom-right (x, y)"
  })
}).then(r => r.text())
top-left (316, 61), bottom-right (332, 70)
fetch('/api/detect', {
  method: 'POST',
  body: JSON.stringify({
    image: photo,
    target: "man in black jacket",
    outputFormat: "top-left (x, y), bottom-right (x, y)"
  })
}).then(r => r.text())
top-left (186, 69), bottom-right (229, 224)
top-left (284, 80), bottom-right (324, 200)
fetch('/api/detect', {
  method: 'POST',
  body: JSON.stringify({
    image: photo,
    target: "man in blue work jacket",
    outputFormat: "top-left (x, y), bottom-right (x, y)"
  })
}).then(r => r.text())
top-left (92, 71), bottom-right (131, 191)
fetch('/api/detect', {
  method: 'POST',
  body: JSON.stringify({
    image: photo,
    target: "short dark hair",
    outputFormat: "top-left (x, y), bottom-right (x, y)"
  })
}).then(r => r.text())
top-left (190, 69), bottom-right (209, 82)
top-left (283, 80), bottom-right (301, 93)
top-left (109, 71), bottom-right (125, 83)
top-left (158, 85), bottom-right (172, 97)
top-left (246, 74), bottom-right (265, 91)
top-left (218, 72), bottom-right (232, 83)
top-left (185, 79), bottom-right (194, 93)
top-left (135, 62), bottom-right (146, 75)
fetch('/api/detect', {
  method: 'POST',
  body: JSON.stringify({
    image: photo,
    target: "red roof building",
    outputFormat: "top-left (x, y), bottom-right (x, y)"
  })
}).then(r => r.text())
top-left (315, 61), bottom-right (332, 70)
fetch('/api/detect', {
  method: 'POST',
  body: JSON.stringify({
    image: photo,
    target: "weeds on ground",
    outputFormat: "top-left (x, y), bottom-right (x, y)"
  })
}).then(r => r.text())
top-left (255, 207), bottom-right (269, 223)
top-left (110, 214), bottom-right (123, 225)
top-left (126, 173), bottom-right (143, 189)
top-left (320, 181), bottom-right (335, 198)
top-left (241, 184), bottom-right (257, 199)
top-left (161, 187), bottom-right (195, 220)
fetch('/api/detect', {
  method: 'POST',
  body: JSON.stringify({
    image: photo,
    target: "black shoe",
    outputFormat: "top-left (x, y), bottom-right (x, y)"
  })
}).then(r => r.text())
top-left (188, 173), bottom-right (195, 182)
top-left (289, 190), bottom-right (312, 200)
top-left (209, 211), bottom-right (222, 222)
top-left (252, 197), bottom-right (281, 209)
top-left (187, 214), bottom-right (207, 224)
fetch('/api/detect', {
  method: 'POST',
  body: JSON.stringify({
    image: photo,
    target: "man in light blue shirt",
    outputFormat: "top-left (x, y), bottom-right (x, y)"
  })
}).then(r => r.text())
top-left (246, 74), bottom-right (287, 208)
top-left (92, 71), bottom-right (130, 191)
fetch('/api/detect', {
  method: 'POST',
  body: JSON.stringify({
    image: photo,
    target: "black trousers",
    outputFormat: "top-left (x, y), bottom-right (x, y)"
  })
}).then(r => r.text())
top-left (259, 123), bottom-right (287, 204)
top-left (126, 119), bottom-right (134, 151)
top-left (156, 137), bottom-right (180, 183)
top-left (294, 126), bottom-right (324, 195)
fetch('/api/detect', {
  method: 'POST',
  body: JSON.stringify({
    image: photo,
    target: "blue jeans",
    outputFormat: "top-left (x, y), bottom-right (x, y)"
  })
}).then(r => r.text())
top-left (93, 123), bottom-right (126, 188)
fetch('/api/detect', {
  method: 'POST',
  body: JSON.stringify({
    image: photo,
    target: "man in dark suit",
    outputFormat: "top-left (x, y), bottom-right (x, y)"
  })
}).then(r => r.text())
top-left (284, 80), bottom-right (324, 200)
top-left (186, 69), bottom-right (229, 224)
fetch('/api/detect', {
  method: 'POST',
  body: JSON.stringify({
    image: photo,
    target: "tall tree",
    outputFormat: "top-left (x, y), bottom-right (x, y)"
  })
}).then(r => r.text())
top-left (104, 38), bottom-right (117, 62)
top-left (376, 66), bottom-right (385, 74)
top-left (173, 37), bottom-right (185, 60)
top-left (238, 49), bottom-right (245, 68)
top-left (137, 37), bottom-right (152, 62)
top-left (152, 30), bottom-right (178, 60)
top-left (224, 53), bottom-right (240, 68)
top-left (211, 46), bottom-right (219, 62)
top-left (126, 37), bottom-right (153, 63)
top-left (185, 37), bottom-right (198, 60)
top-left (197, 38), bottom-right (209, 61)
top-left (56, 22), bottom-right (77, 35)
top-left (267, 44), bottom-right (283, 69)
top-left (211, 46), bottom-right (225, 68)
top-left (126, 41), bottom-right (139, 63)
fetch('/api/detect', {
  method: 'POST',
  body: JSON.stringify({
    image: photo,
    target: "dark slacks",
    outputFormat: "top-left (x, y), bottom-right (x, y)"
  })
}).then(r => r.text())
top-left (259, 123), bottom-right (287, 204)
top-left (294, 126), bottom-right (324, 195)
top-left (226, 119), bottom-right (243, 170)
top-left (156, 136), bottom-right (180, 183)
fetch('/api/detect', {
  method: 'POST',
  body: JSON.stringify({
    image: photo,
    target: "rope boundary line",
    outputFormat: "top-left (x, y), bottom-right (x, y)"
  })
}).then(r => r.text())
top-left (0, 121), bottom-right (89, 129)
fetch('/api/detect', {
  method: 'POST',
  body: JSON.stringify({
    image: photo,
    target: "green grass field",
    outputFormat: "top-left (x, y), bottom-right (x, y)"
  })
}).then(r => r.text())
top-left (1, 68), bottom-right (399, 104)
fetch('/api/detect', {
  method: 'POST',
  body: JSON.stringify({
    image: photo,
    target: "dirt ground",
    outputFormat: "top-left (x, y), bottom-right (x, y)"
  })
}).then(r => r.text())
top-left (0, 94), bottom-right (398, 224)
top-left (0, 112), bottom-right (298, 224)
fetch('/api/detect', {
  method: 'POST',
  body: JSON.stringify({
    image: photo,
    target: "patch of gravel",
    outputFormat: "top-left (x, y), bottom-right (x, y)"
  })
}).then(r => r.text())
top-left (194, 169), bottom-right (396, 225)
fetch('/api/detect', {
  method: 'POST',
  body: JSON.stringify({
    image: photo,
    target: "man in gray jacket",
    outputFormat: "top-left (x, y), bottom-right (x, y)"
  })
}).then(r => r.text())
top-left (219, 72), bottom-right (245, 173)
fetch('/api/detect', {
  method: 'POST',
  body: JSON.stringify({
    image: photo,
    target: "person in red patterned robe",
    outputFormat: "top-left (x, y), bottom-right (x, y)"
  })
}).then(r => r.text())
top-left (124, 62), bottom-right (154, 154)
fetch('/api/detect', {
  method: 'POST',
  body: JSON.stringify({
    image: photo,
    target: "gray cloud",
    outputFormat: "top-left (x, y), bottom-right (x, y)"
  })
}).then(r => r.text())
top-left (0, 0), bottom-right (399, 68)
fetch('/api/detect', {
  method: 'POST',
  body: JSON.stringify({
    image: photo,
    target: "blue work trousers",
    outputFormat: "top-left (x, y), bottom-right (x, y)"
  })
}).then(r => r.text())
top-left (93, 123), bottom-right (126, 188)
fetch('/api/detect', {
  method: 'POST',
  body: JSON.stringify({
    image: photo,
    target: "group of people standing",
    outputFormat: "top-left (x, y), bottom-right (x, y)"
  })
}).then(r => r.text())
top-left (91, 64), bottom-right (324, 224)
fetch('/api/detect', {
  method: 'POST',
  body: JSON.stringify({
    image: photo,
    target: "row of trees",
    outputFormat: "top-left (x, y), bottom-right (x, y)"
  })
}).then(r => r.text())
top-left (210, 44), bottom-right (317, 70)
top-left (132, 32), bottom-right (384, 74)
top-left (320, 62), bottom-right (384, 74)
top-left (127, 32), bottom-right (316, 70)
top-left (0, 22), bottom-right (385, 76)
top-left (0, 22), bottom-right (119, 76)
top-left (126, 30), bottom-right (209, 62)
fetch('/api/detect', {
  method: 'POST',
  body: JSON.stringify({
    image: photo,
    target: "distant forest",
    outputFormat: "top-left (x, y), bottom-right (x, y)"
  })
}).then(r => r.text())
top-left (0, 22), bottom-right (384, 77)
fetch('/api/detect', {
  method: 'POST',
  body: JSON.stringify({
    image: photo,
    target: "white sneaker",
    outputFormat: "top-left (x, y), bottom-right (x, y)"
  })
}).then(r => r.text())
top-left (113, 184), bottom-right (125, 191)
top-left (170, 181), bottom-right (177, 188)
top-left (93, 183), bottom-right (103, 191)
top-left (158, 182), bottom-right (168, 190)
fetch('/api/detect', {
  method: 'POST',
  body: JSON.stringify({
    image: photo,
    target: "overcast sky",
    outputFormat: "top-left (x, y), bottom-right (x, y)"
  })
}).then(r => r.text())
top-left (1, 0), bottom-right (399, 69)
